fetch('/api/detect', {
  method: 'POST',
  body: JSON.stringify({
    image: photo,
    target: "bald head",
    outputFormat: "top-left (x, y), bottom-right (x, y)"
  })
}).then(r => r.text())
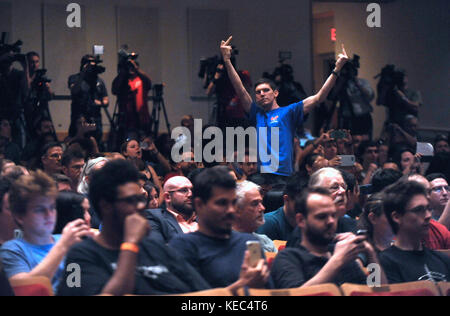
top-left (164, 176), bottom-right (192, 193)
top-left (163, 176), bottom-right (194, 218)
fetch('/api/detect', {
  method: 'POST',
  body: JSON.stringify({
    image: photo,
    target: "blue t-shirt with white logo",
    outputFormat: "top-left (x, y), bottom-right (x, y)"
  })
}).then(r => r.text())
top-left (0, 235), bottom-right (64, 291)
top-left (248, 101), bottom-right (304, 176)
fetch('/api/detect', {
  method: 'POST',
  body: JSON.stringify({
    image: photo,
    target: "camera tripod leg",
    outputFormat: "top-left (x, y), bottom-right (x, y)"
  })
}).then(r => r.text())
top-left (103, 101), bottom-right (121, 152)
top-left (160, 99), bottom-right (171, 135)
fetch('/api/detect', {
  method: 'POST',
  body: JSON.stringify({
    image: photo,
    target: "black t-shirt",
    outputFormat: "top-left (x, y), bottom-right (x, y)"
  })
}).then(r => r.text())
top-left (379, 246), bottom-right (450, 284)
top-left (68, 74), bottom-right (107, 119)
top-left (386, 89), bottom-right (419, 125)
top-left (57, 237), bottom-right (210, 296)
top-left (271, 244), bottom-right (367, 289)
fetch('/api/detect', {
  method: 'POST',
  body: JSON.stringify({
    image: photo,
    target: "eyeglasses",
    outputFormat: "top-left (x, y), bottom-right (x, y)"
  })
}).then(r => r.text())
top-left (328, 183), bottom-right (348, 192)
top-left (168, 188), bottom-right (193, 195)
top-left (431, 186), bottom-right (450, 194)
top-left (115, 195), bottom-right (148, 205)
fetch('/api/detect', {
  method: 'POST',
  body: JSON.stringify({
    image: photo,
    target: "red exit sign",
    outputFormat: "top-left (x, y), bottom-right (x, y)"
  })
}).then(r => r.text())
top-left (331, 28), bottom-right (336, 42)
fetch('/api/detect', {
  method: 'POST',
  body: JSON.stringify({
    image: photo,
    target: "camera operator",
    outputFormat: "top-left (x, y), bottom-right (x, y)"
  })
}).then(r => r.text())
top-left (263, 61), bottom-right (307, 107)
top-left (376, 66), bottom-right (422, 126)
top-left (24, 52), bottom-right (53, 137)
top-left (328, 55), bottom-right (375, 139)
top-left (383, 114), bottom-right (418, 152)
top-left (112, 51), bottom-right (152, 140)
top-left (204, 51), bottom-right (252, 129)
top-left (68, 55), bottom-right (109, 146)
top-left (0, 39), bottom-right (29, 149)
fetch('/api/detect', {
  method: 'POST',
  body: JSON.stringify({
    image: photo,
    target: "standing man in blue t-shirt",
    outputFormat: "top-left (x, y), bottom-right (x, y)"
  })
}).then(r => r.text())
top-left (220, 36), bottom-right (349, 177)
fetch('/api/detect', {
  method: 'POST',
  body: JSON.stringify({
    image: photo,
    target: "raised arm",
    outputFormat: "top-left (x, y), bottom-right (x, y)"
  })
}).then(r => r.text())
top-left (220, 36), bottom-right (253, 113)
top-left (303, 44), bottom-right (349, 114)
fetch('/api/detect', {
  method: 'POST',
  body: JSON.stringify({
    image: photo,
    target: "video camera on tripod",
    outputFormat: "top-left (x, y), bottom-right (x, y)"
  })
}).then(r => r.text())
top-left (263, 51), bottom-right (294, 83)
top-left (32, 69), bottom-right (52, 90)
top-left (339, 54), bottom-right (360, 80)
top-left (198, 46), bottom-right (239, 89)
top-left (0, 32), bottom-right (26, 69)
top-left (83, 55), bottom-right (105, 76)
top-left (374, 64), bottom-right (405, 106)
top-left (118, 47), bottom-right (139, 70)
top-left (263, 51), bottom-right (307, 106)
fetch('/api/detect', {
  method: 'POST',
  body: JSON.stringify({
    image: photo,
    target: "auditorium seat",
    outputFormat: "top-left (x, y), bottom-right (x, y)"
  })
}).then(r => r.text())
top-left (9, 276), bottom-right (53, 296)
top-left (340, 281), bottom-right (440, 296)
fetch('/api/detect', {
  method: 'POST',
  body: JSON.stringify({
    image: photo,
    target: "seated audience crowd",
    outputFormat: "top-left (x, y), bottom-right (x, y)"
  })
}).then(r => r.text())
top-left (0, 42), bottom-right (449, 296)
top-left (0, 117), bottom-right (448, 296)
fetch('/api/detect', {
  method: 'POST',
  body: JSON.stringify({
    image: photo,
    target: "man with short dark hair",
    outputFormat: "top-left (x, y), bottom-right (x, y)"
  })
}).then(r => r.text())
top-left (380, 181), bottom-right (450, 283)
top-left (434, 135), bottom-right (450, 154)
top-left (68, 55), bottom-right (109, 145)
top-left (341, 170), bottom-right (361, 219)
top-left (237, 149), bottom-right (258, 181)
top-left (357, 140), bottom-right (379, 185)
top-left (271, 187), bottom-right (385, 288)
top-left (61, 149), bottom-right (85, 192)
top-left (112, 56), bottom-right (152, 136)
top-left (169, 166), bottom-right (270, 289)
top-left (24, 52), bottom-right (53, 136)
top-left (58, 160), bottom-right (210, 296)
top-left (407, 174), bottom-right (450, 250)
top-left (40, 142), bottom-right (63, 176)
top-left (371, 168), bottom-right (403, 193)
top-left (426, 173), bottom-right (449, 222)
top-left (53, 174), bottom-right (72, 192)
top-left (145, 176), bottom-right (197, 244)
top-left (257, 172), bottom-right (308, 241)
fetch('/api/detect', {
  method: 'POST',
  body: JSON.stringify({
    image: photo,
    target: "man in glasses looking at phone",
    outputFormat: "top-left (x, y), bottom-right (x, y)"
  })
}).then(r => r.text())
top-left (144, 176), bottom-right (197, 244)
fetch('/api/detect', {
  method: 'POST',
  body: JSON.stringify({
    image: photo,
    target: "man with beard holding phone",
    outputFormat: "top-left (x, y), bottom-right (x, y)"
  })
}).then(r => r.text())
top-left (271, 187), bottom-right (386, 288)
top-left (144, 176), bottom-right (197, 244)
